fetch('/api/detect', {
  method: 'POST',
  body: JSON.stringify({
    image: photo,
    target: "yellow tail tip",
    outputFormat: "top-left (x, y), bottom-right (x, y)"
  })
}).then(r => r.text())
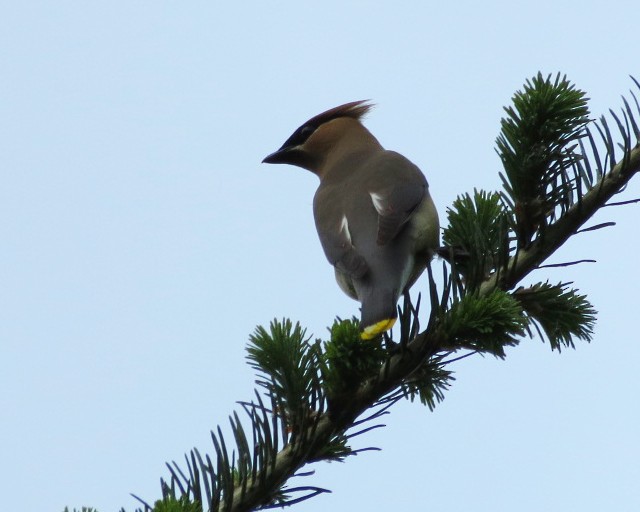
top-left (360, 318), bottom-right (397, 340)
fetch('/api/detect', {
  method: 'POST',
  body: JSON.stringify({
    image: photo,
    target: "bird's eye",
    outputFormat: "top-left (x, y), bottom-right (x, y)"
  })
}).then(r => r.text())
top-left (299, 125), bottom-right (315, 140)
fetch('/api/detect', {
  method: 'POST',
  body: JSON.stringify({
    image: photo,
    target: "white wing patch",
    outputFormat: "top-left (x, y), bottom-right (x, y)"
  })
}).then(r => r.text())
top-left (340, 214), bottom-right (352, 244)
top-left (370, 191), bottom-right (386, 215)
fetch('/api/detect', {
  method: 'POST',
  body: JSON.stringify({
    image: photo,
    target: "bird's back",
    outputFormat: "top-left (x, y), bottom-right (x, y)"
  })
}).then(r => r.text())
top-left (314, 150), bottom-right (438, 333)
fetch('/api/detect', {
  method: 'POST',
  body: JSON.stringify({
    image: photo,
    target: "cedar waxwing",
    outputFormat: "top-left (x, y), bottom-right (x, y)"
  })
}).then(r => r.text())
top-left (263, 101), bottom-right (439, 340)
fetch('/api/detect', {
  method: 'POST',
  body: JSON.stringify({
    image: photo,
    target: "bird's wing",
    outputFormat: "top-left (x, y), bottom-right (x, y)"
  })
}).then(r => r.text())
top-left (367, 152), bottom-right (427, 246)
top-left (313, 189), bottom-right (368, 279)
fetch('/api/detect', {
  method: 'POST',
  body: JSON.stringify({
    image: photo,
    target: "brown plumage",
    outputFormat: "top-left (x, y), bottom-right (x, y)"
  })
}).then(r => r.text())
top-left (263, 101), bottom-right (439, 339)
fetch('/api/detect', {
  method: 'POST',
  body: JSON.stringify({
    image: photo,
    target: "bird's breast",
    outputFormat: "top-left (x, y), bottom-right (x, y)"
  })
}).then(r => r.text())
top-left (407, 192), bottom-right (439, 255)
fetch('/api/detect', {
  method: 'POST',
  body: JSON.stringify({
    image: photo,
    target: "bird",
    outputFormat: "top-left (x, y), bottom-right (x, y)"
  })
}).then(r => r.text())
top-left (262, 100), bottom-right (439, 340)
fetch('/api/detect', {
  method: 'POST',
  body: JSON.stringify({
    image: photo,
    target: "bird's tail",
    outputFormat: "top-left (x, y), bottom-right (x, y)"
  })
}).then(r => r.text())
top-left (359, 288), bottom-right (398, 340)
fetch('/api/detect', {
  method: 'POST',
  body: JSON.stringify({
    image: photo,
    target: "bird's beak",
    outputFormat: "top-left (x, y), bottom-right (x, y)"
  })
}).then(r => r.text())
top-left (262, 151), bottom-right (282, 164)
top-left (262, 146), bottom-right (297, 164)
top-left (262, 148), bottom-right (289, 164)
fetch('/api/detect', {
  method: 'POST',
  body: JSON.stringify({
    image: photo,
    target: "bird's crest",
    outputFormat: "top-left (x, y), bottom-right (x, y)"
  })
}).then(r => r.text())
top-left (280, 100), bottom-right (374, 149)
top-left (304, 100), bottom-right (374, 127)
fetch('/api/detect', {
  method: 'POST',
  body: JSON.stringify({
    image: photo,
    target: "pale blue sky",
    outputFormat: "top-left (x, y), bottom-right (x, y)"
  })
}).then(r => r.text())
top-left (1, 2), bottom-right (639, 511)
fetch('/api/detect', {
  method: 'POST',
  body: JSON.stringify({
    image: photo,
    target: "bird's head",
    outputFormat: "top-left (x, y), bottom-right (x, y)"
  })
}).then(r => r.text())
top-left (262, 100), bottom-right (377, 175)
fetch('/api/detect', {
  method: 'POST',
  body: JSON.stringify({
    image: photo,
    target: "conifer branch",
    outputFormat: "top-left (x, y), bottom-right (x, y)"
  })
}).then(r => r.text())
top-left (482, 141), bottom-right (640, 293)
top-left (122, 75), bottom-right (640, 512)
